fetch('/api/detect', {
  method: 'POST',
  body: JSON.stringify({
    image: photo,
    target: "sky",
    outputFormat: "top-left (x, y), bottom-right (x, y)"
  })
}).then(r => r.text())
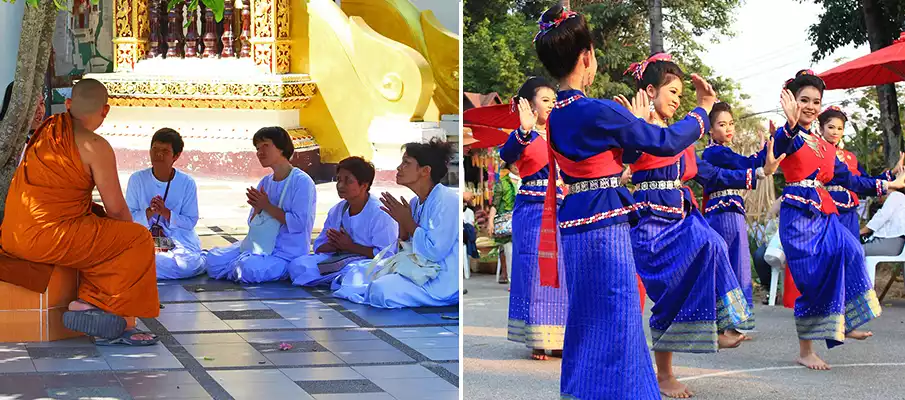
top-left (699, 0), bottom-right (872, 128)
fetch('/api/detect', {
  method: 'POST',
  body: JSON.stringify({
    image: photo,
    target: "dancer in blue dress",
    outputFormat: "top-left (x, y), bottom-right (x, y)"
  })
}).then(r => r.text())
top-left (622, 55), bottom-right (782, 398)
top-left (533, 5), bottom-right (720, 398)
top-left (500, 77), bottom-right (567, 360)
top-left (701, 102), bottom-right (768, 329)
top-left (815, 106), bottom-right (900, 237)
top-left (772, 70), bottom-right (905, 370)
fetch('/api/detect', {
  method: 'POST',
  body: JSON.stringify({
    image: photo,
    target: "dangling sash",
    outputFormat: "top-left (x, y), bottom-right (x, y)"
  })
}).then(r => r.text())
top-left (780, 135), bottom-right (838, 214)
top-left (839, 149), bottom-right (861, 206)
top-left (514, 135), bottom-right (550, 178)
top-left (539, 124), bottom-right (623, 288)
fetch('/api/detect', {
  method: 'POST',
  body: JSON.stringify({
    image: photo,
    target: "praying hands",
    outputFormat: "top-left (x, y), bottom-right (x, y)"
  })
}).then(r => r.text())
top-left (380, 192), bottom-right (416, 240)
top-left (146, 195), bottom-right (171, 221)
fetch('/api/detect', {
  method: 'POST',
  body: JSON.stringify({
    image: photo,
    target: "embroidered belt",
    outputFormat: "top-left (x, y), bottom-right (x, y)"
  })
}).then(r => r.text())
top-left (787, 179), bottom-right (824, 189)
top-left (709, 189), bottom-right (744, 198)
top-left (567, 177), bottom-right (621, 195)
top-left (637, 179), bottom-right (683, 191)
top-left (825, 185), bottom-right (847, 192)
top-left (521, 179), bottom-right (548, 187)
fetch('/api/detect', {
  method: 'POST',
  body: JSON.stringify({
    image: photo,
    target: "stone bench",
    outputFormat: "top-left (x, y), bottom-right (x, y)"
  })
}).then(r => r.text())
top-left (0, 256), bottom-right (83, 342)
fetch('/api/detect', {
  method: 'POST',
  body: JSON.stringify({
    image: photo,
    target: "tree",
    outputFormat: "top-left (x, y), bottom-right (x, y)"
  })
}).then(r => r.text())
top-left (806, 0), bottom-right (905, 168)
top-left (649, 0), bottom-right (663, 54)
top-left (0, 0), bottom-right (57, 223)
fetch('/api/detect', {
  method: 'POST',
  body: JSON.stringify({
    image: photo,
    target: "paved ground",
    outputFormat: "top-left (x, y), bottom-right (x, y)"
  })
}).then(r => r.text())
top-left (463, 273), bottom-right (905, 400)
top-left (0, 180), bottom-right (459, 400)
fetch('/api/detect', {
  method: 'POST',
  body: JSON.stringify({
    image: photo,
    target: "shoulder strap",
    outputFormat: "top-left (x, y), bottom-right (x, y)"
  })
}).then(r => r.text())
top-left (276, 168), bottom-right (295, 207)
top-left (339, 201), bottom-right (351, 233)
top-left (152, 169), bottom-right (175, 228)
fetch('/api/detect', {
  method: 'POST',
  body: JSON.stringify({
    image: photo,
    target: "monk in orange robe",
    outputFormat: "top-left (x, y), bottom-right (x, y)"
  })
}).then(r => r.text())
top-left (0, 79), bottom-right (159, 345)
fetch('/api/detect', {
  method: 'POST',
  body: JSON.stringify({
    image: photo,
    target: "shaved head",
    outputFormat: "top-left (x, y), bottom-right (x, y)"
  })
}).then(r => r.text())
top-left (69, 79), bottom-right (108, 118)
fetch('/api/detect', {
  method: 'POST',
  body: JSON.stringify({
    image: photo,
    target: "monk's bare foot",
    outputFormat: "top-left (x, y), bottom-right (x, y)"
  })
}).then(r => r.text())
top-left (718, 332), bottom-right (744, 349)
top-left (846, 330), bottom-right (873, 340)
top-left (531, 349), bottom-right (547, 360)
top-left (658, 375), bottom-right (694, 398)
top-left (797, 352), bottom-right (830, 370)
top-left (68, 300), bottom-right (97, 311)
top-left (127, 331), bottom-right (156, 341)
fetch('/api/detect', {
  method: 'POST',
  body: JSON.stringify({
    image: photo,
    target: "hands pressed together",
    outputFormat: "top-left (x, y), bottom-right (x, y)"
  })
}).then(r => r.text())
top-left (380, 191), bottom-right (416, 239)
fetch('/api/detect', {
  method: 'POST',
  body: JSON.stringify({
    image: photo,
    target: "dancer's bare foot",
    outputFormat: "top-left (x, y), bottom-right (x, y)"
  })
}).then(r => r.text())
top-left (724, 329), bottom-right (751, 341)
top-left (68, 300), bottom-right (97, 311)
top-left (797, 352), bottom-right (830, 370)
top-left (531, 349), bottom-right (547, 360)
top-left (717, 332), bottom-right (744, 349)
top-left (658, 375), bottom-right (694, 398)
top-left (846, 330), bottom-right (873, 340)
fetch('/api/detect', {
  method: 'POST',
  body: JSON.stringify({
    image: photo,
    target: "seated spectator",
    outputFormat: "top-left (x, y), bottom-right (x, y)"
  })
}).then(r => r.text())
top-left (203, 127), bottom-right (316, 283)
top-left (288, 157), bottom-right (398, 286)
top-left (126, 128), bottom-right (205, 280)
top-left (332, 138), bottom-right (459, 308)
top-left (860, 187), bottom-right (905, 256)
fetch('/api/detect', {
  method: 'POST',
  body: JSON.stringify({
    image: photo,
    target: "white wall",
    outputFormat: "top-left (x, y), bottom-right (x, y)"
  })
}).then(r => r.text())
top-left (0, 2), bottom-right (26, 90)
top-left (410, 0), bottom-right (459, 35)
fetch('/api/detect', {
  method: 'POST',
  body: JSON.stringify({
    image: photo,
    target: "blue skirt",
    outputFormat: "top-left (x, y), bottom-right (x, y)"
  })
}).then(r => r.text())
top-left (559, 224), bottom-right (658, 400)
top-left (779, 205), bottom-right (880, 348)
top-left (508, 201), bottom-right (567, 350)
top-left (705, 211), bottom-right (755, 329)
top-left (632, 210), bottom-right (751, 353)
top-left (838, 209), bottom-right (860, 239)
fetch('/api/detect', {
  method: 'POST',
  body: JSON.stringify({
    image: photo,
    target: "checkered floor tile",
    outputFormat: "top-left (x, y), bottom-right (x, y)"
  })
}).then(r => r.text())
top-left (0, 227), bottom-right (459, 400)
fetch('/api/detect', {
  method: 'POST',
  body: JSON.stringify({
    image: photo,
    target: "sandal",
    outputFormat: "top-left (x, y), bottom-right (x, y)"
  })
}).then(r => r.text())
top-left (498, 278), bottom-right (509, 284)
top-left (94, 329), bottom-right (159, 346)
top-left (63, 309), bottom-right (127, 340)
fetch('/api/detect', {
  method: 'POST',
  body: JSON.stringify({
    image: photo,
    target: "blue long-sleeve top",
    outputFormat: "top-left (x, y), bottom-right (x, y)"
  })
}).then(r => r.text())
top-left (825, 149), bottom-right (892, 211)
top-left (548, 89), bottom-right (709, 233)
top-left (498, 129), bottom-right (562, 204)
top-left (628, 149), bottom-right (757, 220)
top-left (700, 142), bottom-right (767, 215)
top-left (772, 124), bottom-right (887, 215)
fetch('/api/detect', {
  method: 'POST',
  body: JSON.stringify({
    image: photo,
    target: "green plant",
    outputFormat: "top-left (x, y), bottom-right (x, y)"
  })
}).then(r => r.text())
top-left (4, 0), bottom-right (224, 22)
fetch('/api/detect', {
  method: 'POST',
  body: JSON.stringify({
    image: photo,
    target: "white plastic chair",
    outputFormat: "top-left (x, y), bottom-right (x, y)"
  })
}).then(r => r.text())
top-left (763, 232), bottom-right (786, 306)
top-left (865, 243), bottom-right (905, 301)
top-left (462, 243), bottom-right (471, 280)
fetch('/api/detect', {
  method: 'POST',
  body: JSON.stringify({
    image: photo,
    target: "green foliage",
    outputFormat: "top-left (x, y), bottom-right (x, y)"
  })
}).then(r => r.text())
top-left (804, 0), bottom-right (905, 62)
top-left (6, 0), bottom-right (99, 9)
top-left (463, 0), bottom-right (762, 134)
top-left (7, 0), bottom-right (222, 22)
top-left (839, 84), bottom-right (905, 173)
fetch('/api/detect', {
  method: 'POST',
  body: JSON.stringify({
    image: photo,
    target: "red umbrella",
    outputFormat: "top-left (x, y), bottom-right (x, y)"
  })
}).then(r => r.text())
top-left (465, 124), bottom-right (511, 149)
top-left (819, 32), bottom-right (905, 90)
top-left (463, 103), bottom-right (520, 130)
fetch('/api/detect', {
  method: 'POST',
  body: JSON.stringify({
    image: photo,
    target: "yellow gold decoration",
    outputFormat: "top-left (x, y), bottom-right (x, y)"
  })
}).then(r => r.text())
top-left (112, 0), bottom-right (149, 71)
top-left (93, 74), bottom-right (318, 110)
top-left (250, 0), bottom-right (290, 74)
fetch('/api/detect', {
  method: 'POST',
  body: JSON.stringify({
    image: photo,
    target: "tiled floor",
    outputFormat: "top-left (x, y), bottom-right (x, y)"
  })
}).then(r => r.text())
top-left (0, 227), bottom-right (459, 400)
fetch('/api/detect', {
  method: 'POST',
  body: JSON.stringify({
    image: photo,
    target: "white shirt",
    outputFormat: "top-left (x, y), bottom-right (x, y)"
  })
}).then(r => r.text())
top-left (463, 207), bottom-right (475, 226)
top-left (867, 191), bottom-right (905, 239)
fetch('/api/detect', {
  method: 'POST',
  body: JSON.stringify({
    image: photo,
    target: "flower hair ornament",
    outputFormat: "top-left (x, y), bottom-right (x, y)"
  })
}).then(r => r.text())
top-left (783, 69), bottom-right (825, 89)
top-left (820, 105), bottom-right (848, 121)
top-left (533, 8), bottom-right (578, 43)
top-left (623, 53), bottom-right (673, 82)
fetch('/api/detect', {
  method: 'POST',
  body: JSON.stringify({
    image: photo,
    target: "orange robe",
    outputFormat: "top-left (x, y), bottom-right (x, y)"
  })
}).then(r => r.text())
top-left (0, 113), bottom-right (159, 318)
